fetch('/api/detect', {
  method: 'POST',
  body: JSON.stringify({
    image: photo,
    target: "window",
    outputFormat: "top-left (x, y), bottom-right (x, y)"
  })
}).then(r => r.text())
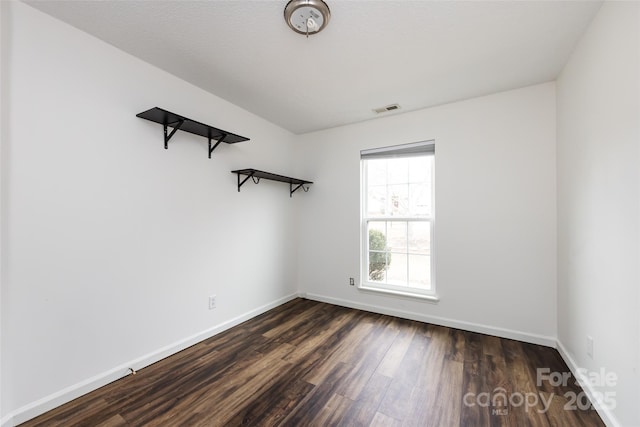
top-left (360, 141), bottom-right (436, 300)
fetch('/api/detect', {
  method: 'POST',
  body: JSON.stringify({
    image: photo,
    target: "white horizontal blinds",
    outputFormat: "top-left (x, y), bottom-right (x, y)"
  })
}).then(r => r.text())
top-left (360, 140), bottom-right (435, 160)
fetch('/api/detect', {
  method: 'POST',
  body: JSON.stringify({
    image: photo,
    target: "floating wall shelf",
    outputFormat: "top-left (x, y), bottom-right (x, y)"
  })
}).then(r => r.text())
top-left (232, 169), bottom-right (313, 197)
top-left (136, 107), bottom-right (249, 158)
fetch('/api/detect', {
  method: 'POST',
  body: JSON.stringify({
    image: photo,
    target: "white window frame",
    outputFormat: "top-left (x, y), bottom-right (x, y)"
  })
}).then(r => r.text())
top-left (359, 140), bottom-right (438, 302)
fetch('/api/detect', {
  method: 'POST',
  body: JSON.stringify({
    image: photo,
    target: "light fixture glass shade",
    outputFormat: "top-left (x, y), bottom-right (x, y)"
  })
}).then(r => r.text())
top-left (284, 0), bottom-right (331, 35)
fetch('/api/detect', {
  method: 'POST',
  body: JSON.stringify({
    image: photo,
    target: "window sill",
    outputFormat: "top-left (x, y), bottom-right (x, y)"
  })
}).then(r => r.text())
top-left (357, 284), bottom-right (440, 303)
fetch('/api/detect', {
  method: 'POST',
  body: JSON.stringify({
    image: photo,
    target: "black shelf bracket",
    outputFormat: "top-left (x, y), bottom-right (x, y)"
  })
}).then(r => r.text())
top-left (208, 133), bottom-right (227, 159)
top-left (237, 170), bottom-right (256, 191)
top-left (137, 107), bottom-right (249, 158)
top-left (232, 169), bottom-right (313, 197)
top-left (164, 120), bottom-right (184, 149)
top-left (290, 182), bottom-right (310, 197)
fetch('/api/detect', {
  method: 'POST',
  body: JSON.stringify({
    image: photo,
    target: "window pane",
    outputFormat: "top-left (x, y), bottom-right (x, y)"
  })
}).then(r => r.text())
top-left (367, 185), bottom-right (387, 216)
top-left (368, 251), bottom-right (388, 282)
top-left (388, 184), bottom-right (409, 216)
top-left (408, 254), bottom-right (430, 289)
top-left (408, 156), bottom-right (429, 183)
top-left (409, 183), bottom-right (430, 216)
top-left (367, 159), bottom-right (387, 186)
top-left (368, 221), bottom-right (386, 249)
top-left (387, 158), bottom-right (408, 184)
top-left (386, 221), bottom-right (407, 253)
top-left (368, 222), bottom-right (388, 282)
top-left (408, 222), bottom-right (430, 255)
top-left (386, 252), bottom-right (407, 286)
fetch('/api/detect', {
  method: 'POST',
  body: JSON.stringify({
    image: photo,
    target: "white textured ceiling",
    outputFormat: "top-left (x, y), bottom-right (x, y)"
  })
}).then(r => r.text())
top-left (25, 0), bottom-right (602, 134)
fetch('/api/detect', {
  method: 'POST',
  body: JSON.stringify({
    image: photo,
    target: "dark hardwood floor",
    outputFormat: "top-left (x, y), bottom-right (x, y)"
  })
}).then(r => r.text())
top-left (21, 298), bottom-right (605, 426)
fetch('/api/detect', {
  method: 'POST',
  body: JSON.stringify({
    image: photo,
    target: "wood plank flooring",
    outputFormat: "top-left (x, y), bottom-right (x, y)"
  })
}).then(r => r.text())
top-left (20, 298), bottom-right (605, 426)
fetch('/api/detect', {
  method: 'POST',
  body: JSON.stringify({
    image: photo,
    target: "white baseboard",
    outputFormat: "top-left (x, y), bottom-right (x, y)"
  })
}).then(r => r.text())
top-left (1, 293), bottom-right (299, 427)
top-left (304, 292), bottom-right (557, 347)
top-left (556, 340), bottom-right (621, 427)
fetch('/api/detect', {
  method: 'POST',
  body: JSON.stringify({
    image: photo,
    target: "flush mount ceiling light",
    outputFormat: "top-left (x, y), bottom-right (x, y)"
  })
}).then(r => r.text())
top-left (284, 0), bottom-right (331, 37)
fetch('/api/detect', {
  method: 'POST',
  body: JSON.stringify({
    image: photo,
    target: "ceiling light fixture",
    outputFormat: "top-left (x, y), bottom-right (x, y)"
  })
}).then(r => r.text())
top-left (284, 0), bottom-right (331, 37)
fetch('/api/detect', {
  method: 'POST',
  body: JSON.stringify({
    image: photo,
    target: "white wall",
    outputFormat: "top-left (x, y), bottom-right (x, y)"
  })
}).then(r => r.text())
top-left (295, 83), bottom-right (558, 344)
top-left (1, 2), bottom-right (299, 423)
top-left (557, 2), bottom-right (640, 426)
top-left (0, 2), bottom-right (7, 423)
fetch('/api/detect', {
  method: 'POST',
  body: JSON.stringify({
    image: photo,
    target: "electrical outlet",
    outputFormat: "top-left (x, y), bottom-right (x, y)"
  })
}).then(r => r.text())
top-left (349, 277), bottom-right (355, 286)
top-left (209, 295), bottom-right (217, 310)
top-left (587, 336), bottom-right (593, 358)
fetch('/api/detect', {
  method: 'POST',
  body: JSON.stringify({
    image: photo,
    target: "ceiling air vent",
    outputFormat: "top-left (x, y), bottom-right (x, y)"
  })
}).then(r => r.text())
top-left (373, 104), bottom-right (401, 114)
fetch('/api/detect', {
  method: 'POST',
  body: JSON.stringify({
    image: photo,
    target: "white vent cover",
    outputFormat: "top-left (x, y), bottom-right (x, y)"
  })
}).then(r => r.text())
top-left (373, 104), bottom-right (401, 114)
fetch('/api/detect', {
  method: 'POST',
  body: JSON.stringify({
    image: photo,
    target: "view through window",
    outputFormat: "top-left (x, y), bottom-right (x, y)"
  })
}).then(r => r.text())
top-left (361, 141), bottom-right (435, 296)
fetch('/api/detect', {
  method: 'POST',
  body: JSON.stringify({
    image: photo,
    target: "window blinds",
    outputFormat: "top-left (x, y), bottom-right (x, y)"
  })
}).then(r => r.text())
top-left (360, 140), bottom-right (435, 160)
